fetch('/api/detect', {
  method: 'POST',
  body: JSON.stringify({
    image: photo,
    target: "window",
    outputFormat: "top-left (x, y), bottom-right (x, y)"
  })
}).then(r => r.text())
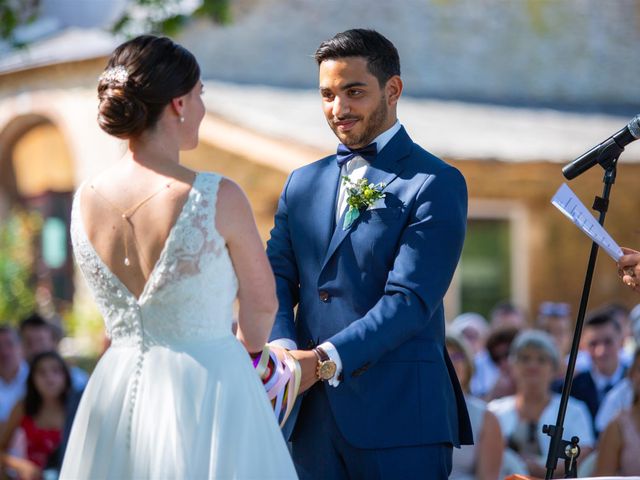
top-left (445, 200), bottom-right (529, 320)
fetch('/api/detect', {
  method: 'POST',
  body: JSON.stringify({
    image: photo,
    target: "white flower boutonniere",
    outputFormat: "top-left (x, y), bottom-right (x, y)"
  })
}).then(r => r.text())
top-left (342, 176), bottom-right (386, 230)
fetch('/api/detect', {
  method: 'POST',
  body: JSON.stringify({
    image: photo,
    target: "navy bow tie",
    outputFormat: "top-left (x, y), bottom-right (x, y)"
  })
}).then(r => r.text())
top-left (336, 142), bottom-right (377, 168)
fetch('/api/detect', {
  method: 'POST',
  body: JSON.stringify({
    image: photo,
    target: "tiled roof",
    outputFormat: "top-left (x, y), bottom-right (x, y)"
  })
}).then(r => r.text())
top-left (0, 28), bottom-right (118, 75)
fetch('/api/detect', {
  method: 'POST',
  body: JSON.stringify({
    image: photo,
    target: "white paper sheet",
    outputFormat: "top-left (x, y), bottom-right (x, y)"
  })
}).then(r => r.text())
top-left (551, 183), bottom-right (624, 261)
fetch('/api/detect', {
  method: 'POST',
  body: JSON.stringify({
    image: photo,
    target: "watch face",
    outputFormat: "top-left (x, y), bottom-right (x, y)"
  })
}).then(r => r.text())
top-left (319, 361), bottom-right (337, 380)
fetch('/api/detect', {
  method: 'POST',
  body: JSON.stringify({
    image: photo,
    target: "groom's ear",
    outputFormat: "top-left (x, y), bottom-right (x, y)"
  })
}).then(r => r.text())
top-left (385, 75), bottom-right (403, 107)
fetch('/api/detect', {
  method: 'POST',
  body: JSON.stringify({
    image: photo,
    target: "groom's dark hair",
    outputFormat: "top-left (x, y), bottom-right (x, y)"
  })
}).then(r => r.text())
top-left (314, 29), bottom-right (400, 87)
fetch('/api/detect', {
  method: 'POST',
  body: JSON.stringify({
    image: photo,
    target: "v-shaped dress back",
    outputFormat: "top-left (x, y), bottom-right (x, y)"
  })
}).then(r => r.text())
top-left (60, 173), bottom-right (297, 479)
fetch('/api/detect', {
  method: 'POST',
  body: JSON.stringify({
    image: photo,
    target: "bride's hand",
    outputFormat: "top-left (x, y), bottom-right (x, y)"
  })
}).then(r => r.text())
top-left (268, 345), bottom-right (289, 364)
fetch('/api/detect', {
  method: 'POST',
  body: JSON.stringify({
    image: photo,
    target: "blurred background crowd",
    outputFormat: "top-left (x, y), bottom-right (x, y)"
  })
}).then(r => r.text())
top-left (2, 0), bottom-right (640, 478)
top-left (446, 300), bottom-right (640, 478)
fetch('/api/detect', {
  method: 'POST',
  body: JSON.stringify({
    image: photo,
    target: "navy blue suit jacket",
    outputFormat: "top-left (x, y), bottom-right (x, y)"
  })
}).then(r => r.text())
top-left (267, 127), bottom-right (473, 449)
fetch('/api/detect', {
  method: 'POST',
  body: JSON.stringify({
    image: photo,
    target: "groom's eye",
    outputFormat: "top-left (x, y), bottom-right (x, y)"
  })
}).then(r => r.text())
top-left (321, 93), bottom-right (334, 101)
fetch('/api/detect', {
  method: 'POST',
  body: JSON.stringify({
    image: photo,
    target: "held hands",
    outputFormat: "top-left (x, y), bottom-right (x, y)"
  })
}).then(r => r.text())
top-left (284, 350), bottom-right (319, 394)
top-left (617, 247), bottom-right (640, 293)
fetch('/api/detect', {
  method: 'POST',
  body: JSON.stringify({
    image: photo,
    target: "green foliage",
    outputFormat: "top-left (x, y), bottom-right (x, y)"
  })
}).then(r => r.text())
top-left (342, 176), bottom-right (386, 211)
top-left (0, 4), bottom-right (19, 40)
top-left (111, 0), bottom-right (231, 37)
top-left (0, 0), bottom-right (39, 45)
top-left (0, 209), bottom-right (42, 325)
top-left (0, 0), bottom-right (231, 42)
top-left (195, 0), bottom-right (231, 24)
top-left (62, 297), bottom-right (105, 356)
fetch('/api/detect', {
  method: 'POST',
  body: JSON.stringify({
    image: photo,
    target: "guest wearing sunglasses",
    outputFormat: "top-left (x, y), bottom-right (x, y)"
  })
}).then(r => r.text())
top-left (489, 330), bottom-right (594, 478)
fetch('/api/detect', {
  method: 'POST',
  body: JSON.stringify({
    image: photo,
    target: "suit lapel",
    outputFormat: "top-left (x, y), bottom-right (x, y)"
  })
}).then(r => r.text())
top-left (312, 158), bottom-right (342, 259)
top-left (320, 127), bottom-right (413, 273)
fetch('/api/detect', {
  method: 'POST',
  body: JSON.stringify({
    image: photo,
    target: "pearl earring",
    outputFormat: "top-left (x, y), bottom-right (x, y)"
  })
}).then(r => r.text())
top-left (179, 116), bottom-right (185, 123)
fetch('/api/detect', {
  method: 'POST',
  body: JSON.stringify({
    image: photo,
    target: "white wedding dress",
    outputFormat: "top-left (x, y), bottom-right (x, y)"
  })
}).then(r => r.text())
top-left (60, 173), bottom-right (297, 479)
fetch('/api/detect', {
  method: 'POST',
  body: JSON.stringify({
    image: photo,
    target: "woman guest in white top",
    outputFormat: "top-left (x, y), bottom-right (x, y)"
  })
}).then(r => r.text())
top-left (488, 330), bottom-right (594, 478)
top-left (446, 333), bottom-right (503, 480)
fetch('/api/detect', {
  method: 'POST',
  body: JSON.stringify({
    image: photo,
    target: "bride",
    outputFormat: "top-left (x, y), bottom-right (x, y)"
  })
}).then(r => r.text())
top-left (60, 35), bottom-right (297, 479)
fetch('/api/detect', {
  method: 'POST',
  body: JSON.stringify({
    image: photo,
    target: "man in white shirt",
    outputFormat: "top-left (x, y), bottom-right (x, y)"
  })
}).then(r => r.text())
top-left (552, 307), bottom-right (626, 437)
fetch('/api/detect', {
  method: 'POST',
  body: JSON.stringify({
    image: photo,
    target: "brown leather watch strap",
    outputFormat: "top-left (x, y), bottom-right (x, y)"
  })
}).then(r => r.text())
top-left (313, 346), bottom-right (330, 362)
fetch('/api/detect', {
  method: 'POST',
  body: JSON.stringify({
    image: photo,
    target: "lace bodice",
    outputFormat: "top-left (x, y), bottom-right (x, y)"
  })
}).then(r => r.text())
top-left (71, 173), bottom-right (238, 348)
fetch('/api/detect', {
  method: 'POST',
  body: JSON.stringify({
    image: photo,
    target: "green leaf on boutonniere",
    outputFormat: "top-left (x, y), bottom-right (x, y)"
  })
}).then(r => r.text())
top-left (343, 206), bottom-right (360, 230)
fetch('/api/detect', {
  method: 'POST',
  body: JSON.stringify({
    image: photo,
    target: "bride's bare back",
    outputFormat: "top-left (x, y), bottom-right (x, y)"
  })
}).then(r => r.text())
top-left (80, 164), bottom-right (196, 300)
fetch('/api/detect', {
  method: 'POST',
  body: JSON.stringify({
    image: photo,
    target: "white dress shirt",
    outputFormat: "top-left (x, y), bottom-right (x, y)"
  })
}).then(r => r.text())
top-left (335, 121), bottom-right (402, 224)
top-left (272, 121), bottom-right (402, 387)
top-left (591, 362), bottom-right (626, 400)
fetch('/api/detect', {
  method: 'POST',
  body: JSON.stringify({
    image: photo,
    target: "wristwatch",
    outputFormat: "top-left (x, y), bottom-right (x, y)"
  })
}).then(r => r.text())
top-left (313, 347), bottom-right (337, 381)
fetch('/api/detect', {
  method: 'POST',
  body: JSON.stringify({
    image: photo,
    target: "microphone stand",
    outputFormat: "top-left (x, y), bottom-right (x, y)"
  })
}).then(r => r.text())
top-left (543, 155), bottom-right (620, 479)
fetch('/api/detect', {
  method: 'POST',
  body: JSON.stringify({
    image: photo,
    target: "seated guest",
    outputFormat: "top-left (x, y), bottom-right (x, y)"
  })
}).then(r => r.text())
top-left (0, 326), bottom-right (28, 426)
top-left (577, 303), bottom-right (635, 373)
top-left (489, 330), bottom-right (594, 478)
top-left (489, 301), bottom-right (528, 330)
top-left (552, 307), bottom-right (626, 437)
top-left (594, 347), bottom-right (640, 476)
top-left (536, 302), bottom-right (572, 358)
top-left (446, 333), bottom-right (503, 480)
top-left (19, 314), bottom-right (89, 391)
top-left (595, 305), bottom-right (640, 432)
top-left (0, 351), bottom-right (71, 479)
top-left (484, 326), bottom-right (519, 401)
top-left (604, 303), bottom-right (634, 365)
top-left (449, 312), bottom-right (497, 398)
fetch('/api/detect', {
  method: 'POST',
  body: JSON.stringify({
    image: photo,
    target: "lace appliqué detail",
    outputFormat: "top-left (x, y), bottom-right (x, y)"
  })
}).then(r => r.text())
top-left (143, 176), bottom-right (226, 305)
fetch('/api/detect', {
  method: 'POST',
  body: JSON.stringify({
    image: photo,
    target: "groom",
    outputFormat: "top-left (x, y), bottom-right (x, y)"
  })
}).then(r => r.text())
top-left (267, 29), bottom-right (472, 479)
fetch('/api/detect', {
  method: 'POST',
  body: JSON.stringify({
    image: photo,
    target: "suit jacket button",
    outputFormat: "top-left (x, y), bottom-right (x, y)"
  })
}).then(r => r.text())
top-left (319, 290), bottom-right (330, 302)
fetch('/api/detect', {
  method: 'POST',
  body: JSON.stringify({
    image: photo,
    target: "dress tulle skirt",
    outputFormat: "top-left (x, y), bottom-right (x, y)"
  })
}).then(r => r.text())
top-left (60, 335), bottom-right (298, 479)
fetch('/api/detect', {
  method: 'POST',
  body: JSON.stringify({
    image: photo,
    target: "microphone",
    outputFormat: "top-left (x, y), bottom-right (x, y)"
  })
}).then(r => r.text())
top-left (563, 115), bottom-right (640, 180)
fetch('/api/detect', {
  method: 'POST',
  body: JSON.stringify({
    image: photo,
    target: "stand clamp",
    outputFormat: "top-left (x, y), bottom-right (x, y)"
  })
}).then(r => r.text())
top-left (542, 424), bottom-right (581, 478)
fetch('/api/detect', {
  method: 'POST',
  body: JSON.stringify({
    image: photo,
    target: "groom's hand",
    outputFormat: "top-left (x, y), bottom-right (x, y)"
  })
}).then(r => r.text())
top-left (288, 349), bottom-right (319, 394)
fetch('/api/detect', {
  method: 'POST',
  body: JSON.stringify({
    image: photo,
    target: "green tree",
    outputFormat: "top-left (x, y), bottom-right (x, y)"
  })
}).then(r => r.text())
top-left (112, 0), bottom-right (231, 38)
top-left (0, 209), bottom-right (42, 324)
top-left (0, 0), bottom-right (230, 44)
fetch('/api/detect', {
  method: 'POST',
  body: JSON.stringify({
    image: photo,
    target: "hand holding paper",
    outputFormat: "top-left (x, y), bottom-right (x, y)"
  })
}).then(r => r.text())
top-left (617, 247), bottom-right (640, 293)
top-left (551, 183), bottom-right (623, 261)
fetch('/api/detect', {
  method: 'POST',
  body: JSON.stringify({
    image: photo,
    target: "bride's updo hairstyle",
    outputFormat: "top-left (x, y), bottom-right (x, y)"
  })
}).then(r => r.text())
top-left (97, 35), bottom-right (200, 139)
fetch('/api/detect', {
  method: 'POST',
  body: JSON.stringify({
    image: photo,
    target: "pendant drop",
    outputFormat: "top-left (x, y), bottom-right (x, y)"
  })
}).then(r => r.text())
top-left (124, 257), bottom-right (131, 266)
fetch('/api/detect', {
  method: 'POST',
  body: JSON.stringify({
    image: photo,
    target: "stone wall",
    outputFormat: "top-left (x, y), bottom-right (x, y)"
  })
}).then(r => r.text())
top-left (452, 157), bottom-right (640, 318)
top-left (179, 0), bottom-right (640, 110)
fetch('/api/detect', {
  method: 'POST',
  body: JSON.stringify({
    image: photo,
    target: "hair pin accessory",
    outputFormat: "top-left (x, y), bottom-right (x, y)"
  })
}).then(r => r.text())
top-left (99, 65), bottom-right (129, 85)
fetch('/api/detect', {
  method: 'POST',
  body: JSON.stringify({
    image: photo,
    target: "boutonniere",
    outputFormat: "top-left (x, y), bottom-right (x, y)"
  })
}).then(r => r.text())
top-left (342, 176), bottom-right (386, 230)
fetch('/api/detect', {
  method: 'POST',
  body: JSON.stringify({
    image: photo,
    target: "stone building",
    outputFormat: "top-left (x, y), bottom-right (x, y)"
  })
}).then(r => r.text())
top-left (1, 0), bottom-right (640, 337)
